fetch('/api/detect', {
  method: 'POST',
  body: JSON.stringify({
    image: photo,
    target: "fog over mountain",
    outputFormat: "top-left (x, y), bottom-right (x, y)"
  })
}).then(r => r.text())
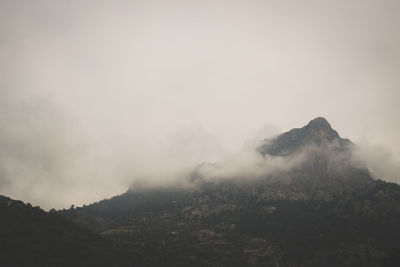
top-left (58, 118), bottom-right (398, 267)
top-left (0, 0), bottom-right (399, 209)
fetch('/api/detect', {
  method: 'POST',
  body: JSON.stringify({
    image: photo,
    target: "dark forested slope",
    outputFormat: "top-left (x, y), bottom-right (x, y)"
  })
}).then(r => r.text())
top-left (0, 195), bottom-right (131, 267)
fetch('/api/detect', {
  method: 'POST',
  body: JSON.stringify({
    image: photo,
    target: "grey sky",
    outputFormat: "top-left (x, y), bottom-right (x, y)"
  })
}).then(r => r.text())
top-left (0, 0), bottom-right (399, 209)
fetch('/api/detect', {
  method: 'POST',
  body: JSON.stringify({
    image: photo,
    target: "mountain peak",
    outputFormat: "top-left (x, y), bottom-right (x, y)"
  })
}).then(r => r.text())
top-left (259, 117), bottom-right (342, 156)
top-left (307, 117), bottom-right (332, 130)
top-left (304, 117), bottom-right (339, 141)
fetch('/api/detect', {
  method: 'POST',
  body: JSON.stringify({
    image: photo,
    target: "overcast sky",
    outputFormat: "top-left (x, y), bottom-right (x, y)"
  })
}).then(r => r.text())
top-left (1, 0), bottom-right (399, 209)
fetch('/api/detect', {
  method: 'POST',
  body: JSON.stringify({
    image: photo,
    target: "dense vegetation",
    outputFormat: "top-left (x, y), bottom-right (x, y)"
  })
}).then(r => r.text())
top-left (0, 195), bottom-right (131, 267)
top-left (61, 178), bottom-right (400, 267)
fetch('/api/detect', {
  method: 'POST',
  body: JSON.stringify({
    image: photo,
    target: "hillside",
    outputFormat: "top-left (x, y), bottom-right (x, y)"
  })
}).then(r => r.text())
top-left (62, 118), bottom-right (400, 266)
top-left (0, 195), bottom-right (131, 267)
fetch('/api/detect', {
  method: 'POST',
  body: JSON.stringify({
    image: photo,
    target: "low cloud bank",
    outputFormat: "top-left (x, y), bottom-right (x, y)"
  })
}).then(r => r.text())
top-left (1, 89), bottom-right (399, 209)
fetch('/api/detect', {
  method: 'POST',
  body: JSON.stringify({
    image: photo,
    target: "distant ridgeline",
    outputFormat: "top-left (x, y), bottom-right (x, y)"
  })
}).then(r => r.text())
top-left (2, 118), bottom-right (400, 267)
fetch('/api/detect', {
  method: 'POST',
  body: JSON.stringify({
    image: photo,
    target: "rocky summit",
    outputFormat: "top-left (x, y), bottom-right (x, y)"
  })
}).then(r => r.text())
top-left (258, 117), bottom-right (345, 156)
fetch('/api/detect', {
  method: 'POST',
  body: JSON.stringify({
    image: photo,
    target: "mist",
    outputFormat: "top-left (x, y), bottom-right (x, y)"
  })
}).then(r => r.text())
top-left (354, 142), bottom-right (400, 183)
top-left (1, 0), bottom-right (399, 209)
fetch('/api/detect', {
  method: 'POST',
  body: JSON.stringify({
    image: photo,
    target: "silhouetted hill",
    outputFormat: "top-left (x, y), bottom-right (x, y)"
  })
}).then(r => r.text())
top-left (62, 118), bottom-right (400, 266)
top-left (0, 195), bottom-right (131, 267)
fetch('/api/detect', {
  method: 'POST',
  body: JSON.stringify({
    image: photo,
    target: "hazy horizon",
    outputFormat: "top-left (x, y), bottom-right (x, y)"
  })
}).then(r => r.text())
top-left (1, 0), bottom-right (399, 209)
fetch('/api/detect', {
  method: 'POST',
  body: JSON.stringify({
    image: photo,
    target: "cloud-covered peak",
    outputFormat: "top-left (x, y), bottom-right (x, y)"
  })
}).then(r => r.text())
top-left (259, 117), bottom-right (342, 156)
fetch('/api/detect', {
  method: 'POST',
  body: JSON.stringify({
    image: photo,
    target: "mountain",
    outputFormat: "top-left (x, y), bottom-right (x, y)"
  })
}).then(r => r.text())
top-left (3, 117), bottom-right (397, 266)
top-left (59, 117), bottom-right (400, 266)
top-left (0, 195), bottom-right (131, 267)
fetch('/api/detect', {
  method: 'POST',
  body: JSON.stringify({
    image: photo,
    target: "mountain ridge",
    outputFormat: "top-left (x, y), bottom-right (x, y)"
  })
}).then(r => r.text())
top-left (58, 117), bottom-right (400, 267)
